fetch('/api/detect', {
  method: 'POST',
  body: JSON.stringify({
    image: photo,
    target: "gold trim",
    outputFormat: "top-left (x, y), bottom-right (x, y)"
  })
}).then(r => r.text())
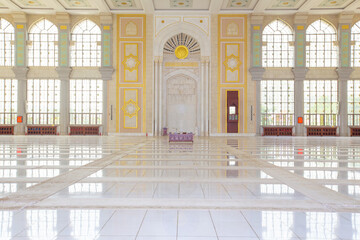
top-left (123, 89), bottom-right (139, 129)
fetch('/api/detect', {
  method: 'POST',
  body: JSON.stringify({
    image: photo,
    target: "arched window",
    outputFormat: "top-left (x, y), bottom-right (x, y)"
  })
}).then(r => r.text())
top-left (71, 19), bottom-right (101, 67)
top-left (306, 19), bottom-right (337, 67)
top-left (351, 21), bottom-right (360, 67)
top-left (28, 19), bottom-right (58, 66)
top-left (262, 19), bottom-right (294, 67)
top-left (0, 18), bottom-right (14, 66)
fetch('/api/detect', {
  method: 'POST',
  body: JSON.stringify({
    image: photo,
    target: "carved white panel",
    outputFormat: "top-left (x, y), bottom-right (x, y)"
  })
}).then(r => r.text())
top-left (155, 16), bottom-right (209, 37)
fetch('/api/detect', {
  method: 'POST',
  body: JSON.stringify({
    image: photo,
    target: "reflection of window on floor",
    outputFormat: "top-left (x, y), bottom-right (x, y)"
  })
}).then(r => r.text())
top-left (348, 171), bottom-right (360, 180)
top-left (26, 145), bottom-right (60, 178)
top-left (349, 185), bottom-right (360, 196)
top-left (0, 211), bottom-right (12, 239)
top-left (260, 184), bottom-right (294, 195)
top-left (304, 170), bottom-right (338, 179)
top-left (304, 146), bottom-right (338, 165)
top-left (260, 172), bottom-right (273, 179)
top-left (352, 214), bottom-right (360, 239)
top-left (0, 145), bottom-right (17, 179)
top-left (306, 212), bottom-right (337, 239)
top-left (0, 183), bottom-right (17, 194)
top-left (26, 210), bottom-right (57, 238)
top-left (324, 185), bottom-right (339, 192)
top-left (262, 211), bottom-right (293, 239)
top-left (70, 210), bottom-right (100, 238)
top-left (69, 183), bottom-right (103, 193)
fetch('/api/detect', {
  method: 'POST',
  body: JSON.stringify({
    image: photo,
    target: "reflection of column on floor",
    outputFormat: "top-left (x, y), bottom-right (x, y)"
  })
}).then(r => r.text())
top-left (338, 148), bottom-right (348, 195)
top-left (16, 145), bottom-right (26, 193)
top-left (293, 212), bottom-right (306, 238)
top-left (59, 144), bottom-right (69, 195)
top-left (337, 212), bottom-right (353, 239)
top-left (294, 145), bottom-right (304, 198)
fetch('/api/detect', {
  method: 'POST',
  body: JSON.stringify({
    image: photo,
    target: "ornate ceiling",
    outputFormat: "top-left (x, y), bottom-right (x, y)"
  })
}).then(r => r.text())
top-left (0, 0), bottom-right (359, 14)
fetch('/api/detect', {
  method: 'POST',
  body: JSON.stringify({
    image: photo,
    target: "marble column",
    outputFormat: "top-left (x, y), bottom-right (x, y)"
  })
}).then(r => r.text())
top-left (154, 57), bottom-right (159, 136)
top-left (337, 15), bottom-right (354, 136)
top-left (205, 57), bottom-right (210, 136)
top-left (12, 13), bottom-right (28, 135)
top-left (293, 14), bottom-right (308, 136)
top-left (249, 15), bottom-right (265, 136)
top-left (56, 14), bottom-right (71, 135)
top-left (100, 14), bottom-right (114, 136)
top-left (201, 58), bottom-right (205, 136)
top-left (159, 57), bottom-right (163, 135)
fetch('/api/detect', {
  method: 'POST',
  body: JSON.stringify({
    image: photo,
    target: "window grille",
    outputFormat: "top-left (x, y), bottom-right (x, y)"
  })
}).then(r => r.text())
top-left (69, 79), bottom-right (103, 125)
top-left (348, 80), bottom-right (360, 125)
top-left (351, 22), bottom-right (360, 67)
top-left (261, 80), bottom-right (294, 126)
top-left (71, 20), bottom-right (101, 67)
top-left (0, 79), bottom-right (17, 125)
top-left (0, 18), bottom-right (14, 66)
top-left (304, 80), bottom-right (338, 126)
top-left (306, 20), bottom-right (338, 67)
top-left (262, 20), bottom-right (294, 67)
top-left (26, 79), bottom-right (60, 125)
top-left (28, 19), bottom-right (58, 66)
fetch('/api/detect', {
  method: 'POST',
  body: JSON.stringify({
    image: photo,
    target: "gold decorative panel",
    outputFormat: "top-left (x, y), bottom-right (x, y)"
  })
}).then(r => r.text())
top-left (217, 15), bottom-right (247, 133)
top-left (117, 15), bottom-right (146, 133)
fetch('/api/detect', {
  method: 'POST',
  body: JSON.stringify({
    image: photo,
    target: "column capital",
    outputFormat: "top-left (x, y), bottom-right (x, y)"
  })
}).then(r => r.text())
top-left (56, 12), bottom-right (70, 24)
top-left (100, 13), bottom-right (113, 25)
top-left (294, 13), bottom-right (308, 25)
top-left (249, 67), bottom-right (265, 81)
top-left (11, 12), bottom-right (27, 24)
top-left (56, 67), bottom-right (72, 80)
top-left (12, 67), bottom-right (28, 81)
top-left (250, 14), bottom-right (264, 25)
top-left (336, 67), bottom-right (354, 81)
top-left (99, 66), bottom-right (114, 81)
top-left (292, 67), bottom-right (308, 81)
top-left (339, 12), bottom-right (354, 25)
top-left (201, 56), bottom-right (210, 63)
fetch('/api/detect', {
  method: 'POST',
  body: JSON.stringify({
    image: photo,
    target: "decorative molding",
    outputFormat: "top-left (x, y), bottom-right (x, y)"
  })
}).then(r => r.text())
top-left (12, 66), bottom-right (28, 81)
top-left (292, 67), bottom-right (308, 80)
top-left (99, 66), bottom-right (114, 81)
top-left (336, 67), bottom-right (354, 81)
top-left (249, 67), bottom-right (265, 81)
top-left (56, 67), bottom-right (72, 80)
top-left (122, 99), bottom-right (140, 118)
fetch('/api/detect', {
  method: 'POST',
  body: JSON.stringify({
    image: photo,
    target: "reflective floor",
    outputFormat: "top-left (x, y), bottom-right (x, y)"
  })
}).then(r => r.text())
top-left (0, 136), bottom-right (359, 239)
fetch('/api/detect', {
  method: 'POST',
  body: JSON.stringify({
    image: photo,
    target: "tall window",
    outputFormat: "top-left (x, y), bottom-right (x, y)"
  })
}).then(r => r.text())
top-left (348, 80), bottom-right (360, 125)
top-left (0, 18), bottom-right (14, 66)
top-left (28, 19), bottom-right (58, 66)
top-left (304, 80), bottom-right (338, 126)
top-left (70, 79), bottom-right (103, 125)
top-left (306, 20), bottom-right (337, 67)
top-left (261, 80), bottom-right (294, 126)
top-left (0, 79), bottom-right (17, 125)
top-left (71, 20), bottom-right (101, 67)
top-left (27, 79), bottom-right (60, 125)
top-left (351, 21), bottom-right (360, 67)
top-left (262, 20), bottom-right (294, 67)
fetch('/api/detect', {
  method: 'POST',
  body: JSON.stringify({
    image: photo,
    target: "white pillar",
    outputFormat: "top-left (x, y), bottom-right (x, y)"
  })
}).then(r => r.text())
top-left (256, 81), bottom-right (261, 136)
top-left (154, 58), bottom-right (159, 136)
top-left (200, 59), bottom-right (205, 136)
top-left (159, 57), bottom-right (163, 136)
top-left (205, 58), bottom-right (209, 136)
top-left (294, 79), bottom-right (304, 136)
top-left (102, 80), bottom-right (108, 135)
top-left (60, 79), bottom-right (69, 135)
top-left (16, 78), bottom-right (27, 135)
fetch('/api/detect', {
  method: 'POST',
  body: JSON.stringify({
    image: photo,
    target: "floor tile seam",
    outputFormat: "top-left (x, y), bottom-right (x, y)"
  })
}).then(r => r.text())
top-left (220, 143), bottom-right (360, 207)
top-left (135, 210), bottom-right (148, 239)
top-left (94, 210), bottom-right (117, 239)
top-left (239, 210), bottom-right (261, 240)
top-left (0, 142), bottom-right (149, 206)
top-left (208, 210), bottom-right (220, 240)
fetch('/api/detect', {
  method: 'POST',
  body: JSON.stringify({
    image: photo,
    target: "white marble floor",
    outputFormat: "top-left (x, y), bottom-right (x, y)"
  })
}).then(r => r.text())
top-left (0, 136), bottom-right (359, 239)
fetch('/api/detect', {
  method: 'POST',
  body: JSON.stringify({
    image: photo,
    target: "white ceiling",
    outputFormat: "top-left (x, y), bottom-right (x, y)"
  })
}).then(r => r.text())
top-left (0, 0), bottom-right (360, 15)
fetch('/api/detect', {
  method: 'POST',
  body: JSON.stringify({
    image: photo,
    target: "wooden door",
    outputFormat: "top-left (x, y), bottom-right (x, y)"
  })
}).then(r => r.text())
top-left (227, 91), bottom-right (238, 133)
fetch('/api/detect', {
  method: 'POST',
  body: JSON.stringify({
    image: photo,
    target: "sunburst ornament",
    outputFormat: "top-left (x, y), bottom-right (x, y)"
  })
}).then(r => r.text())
top-left (122, 54), bottom-right (140, 71)
top-left (224, 55), bottom-right (241, 72)
top-left (122, 99), bottom-right (140, 118)
top-left (175, 45), bottom-right (189, 59)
